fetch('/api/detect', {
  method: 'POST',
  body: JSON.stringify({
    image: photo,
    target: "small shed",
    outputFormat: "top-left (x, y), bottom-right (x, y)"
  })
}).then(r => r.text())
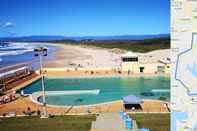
top-left (123, 95), bottom-right (143, 110)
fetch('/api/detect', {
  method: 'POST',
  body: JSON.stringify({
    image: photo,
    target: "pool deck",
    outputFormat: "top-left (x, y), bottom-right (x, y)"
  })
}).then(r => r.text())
top-left (0, 95), bottom-right (170, 116)
top-left (42, 67), bottom-right (170, 78)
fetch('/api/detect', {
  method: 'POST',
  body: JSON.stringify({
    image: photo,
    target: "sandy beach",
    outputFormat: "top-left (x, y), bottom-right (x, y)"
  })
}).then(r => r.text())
top-left (44, 43), bottom-right (170, 68)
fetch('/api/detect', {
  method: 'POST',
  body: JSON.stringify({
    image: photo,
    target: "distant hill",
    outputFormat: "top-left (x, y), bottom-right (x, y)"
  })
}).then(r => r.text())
top-left (72, 34), bottom-right (170, 41)
top-left (79, 37), bottom-right (170, 53)
top-left (0, 34), bottom-right (170, 42)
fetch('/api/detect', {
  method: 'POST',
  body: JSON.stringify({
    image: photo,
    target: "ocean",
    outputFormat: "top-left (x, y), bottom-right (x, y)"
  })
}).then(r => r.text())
top-left (0, 42), bottom-right (59, 69)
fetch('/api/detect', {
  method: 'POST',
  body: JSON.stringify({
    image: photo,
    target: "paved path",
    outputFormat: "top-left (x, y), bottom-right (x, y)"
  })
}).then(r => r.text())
top-left (90, 113), bottom-right (138, 131)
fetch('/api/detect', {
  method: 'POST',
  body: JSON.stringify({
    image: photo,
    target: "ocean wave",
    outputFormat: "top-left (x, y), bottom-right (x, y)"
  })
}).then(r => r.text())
top-left (0, 42), bottom-right (50, 56)
top-left (0, 49), bottom-right (33, 56)
top-left (0, 42), bottom-right (38, 50)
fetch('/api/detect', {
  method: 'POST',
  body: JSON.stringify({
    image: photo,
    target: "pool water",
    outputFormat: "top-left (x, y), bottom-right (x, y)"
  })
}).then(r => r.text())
top-left (22, 76), bottom-right (170, 106)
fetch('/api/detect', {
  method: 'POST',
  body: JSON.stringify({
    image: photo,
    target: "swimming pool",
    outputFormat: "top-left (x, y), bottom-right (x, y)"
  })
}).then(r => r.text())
top-left (22, 76), bottom-right (170, 106)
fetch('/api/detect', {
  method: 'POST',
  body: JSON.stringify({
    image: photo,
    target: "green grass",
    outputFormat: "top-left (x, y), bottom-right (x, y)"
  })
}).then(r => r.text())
top-left (0, 115), bottom-right (96, 131)
top-left (0, 114), bottom-right (170, 131)
top-left (130, 113), bottom-right (170, 131)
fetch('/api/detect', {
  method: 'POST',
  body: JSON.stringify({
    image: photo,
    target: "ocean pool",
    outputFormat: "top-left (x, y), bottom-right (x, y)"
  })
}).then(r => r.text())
top-left (22, 76), bottom-right (170, 106)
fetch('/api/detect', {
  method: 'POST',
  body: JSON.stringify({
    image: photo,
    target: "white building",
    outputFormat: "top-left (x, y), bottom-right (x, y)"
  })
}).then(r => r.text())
top-left (121, 51), bottom-right (171, 74)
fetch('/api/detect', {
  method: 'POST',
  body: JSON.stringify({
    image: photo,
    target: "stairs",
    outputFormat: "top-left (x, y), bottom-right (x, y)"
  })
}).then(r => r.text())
top-left (90, 113), bottom-right (138, 131)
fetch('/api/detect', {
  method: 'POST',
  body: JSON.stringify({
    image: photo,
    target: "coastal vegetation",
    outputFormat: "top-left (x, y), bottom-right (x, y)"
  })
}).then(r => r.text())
top-left (52, 37), bottom-right (170, 53)
top-left (0, 36), bottom-right (170, 53)
top-left (0, 115), bottom-right (96, 131)
top-left (79, 37), bottom-right (170, 53)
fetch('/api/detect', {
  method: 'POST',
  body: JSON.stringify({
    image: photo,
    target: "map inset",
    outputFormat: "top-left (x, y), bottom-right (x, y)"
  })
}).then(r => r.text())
top-left (176, 33), bottom-right (197, 95)
top-left (172, 0), bottom-right (197, 130)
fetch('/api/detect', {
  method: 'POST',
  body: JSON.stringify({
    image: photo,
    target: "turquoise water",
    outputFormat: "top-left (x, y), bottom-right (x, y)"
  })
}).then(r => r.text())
top-left (22, 76), bottom-right (170, 106)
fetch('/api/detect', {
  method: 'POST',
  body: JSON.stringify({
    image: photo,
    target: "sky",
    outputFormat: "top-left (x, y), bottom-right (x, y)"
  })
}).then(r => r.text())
top-left (0, 0), bottom-right (170, 37)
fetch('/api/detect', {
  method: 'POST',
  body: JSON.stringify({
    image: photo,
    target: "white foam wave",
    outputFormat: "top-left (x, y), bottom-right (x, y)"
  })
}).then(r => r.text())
top-left (0, 42), bottom-right (38, 50)
top-left (0, 42), bottom-right (50, 56)
top-left (0, 49), bottom-right (33, 56)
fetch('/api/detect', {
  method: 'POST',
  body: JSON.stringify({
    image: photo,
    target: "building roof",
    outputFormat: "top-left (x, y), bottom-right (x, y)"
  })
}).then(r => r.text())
top-left (123, 95), bottom-right (143, 104)
top-left (121, 51), bottom-right (138, 58)
top-left (159, 58), bottom-right (171, 64)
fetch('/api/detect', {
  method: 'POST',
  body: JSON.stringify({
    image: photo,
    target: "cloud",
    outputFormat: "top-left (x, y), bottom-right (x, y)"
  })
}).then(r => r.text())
top-left (3, 22), bottom-right (15, 28)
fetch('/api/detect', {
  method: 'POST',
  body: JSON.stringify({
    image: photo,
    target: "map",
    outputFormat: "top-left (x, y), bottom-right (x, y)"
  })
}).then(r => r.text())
top-left (171, 0), bottom-right (197, 130)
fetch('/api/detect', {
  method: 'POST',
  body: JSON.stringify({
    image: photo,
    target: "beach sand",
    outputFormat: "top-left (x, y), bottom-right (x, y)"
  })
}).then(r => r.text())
top-left (44, 43), bottom-right (170, 68)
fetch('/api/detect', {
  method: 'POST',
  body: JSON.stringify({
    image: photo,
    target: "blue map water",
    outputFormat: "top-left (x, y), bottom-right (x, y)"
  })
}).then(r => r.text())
top-left (193, 122), bottom-right (197, 129)
top-left (187, 62), bottom-right (197, 78)
top-left (171, 111), bottom-right (188, 131)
